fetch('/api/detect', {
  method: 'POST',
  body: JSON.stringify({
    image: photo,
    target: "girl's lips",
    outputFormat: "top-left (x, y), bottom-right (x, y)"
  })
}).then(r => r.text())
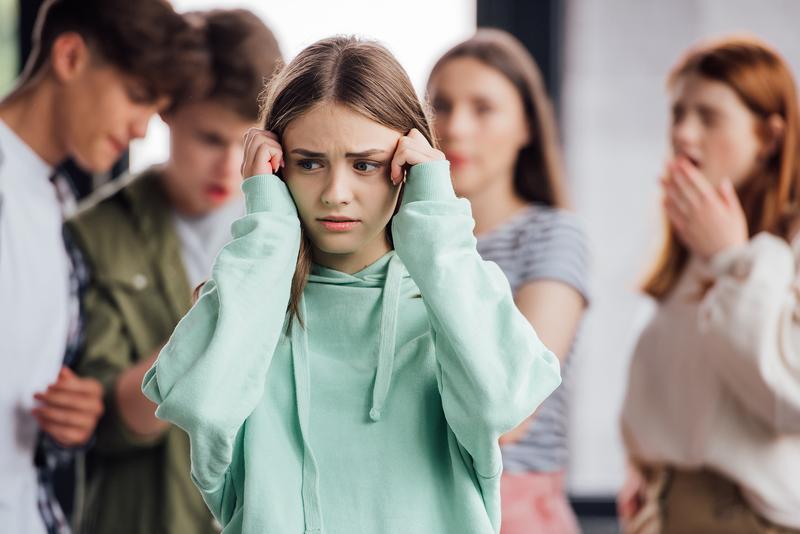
top-left (318, 219), bottom-right (360, 232)
top-left (446, 152), bottom-right (470, 168)
top-left (675, 152), bottom-right (702, 168)
top-left (206, 184), bottom-right (230, 203)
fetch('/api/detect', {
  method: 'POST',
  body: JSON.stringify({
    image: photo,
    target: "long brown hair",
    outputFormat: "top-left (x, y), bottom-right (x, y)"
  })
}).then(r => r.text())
top-left (427, 28), bottom-right (567, 208)
top-left (645, 36), bottom-right (800, 300)
top-left (259, 36), bottom-right (437, 322)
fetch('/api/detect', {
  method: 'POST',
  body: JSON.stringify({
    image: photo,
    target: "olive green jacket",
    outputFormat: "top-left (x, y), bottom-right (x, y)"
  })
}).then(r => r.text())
top-left (67, 169), bottom-right (217, 534)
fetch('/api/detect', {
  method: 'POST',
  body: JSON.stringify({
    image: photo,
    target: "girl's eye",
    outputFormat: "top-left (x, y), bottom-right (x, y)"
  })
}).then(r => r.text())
top-left (671, 105), bottom-right (685, 125)
top-left (298, 159), bottom-right (322, 171)
top-left (354, 161), bottom-right (381, 172)
top-left (432, 99), bottom-right (451, 114)
top-left (699, 110), bottom-right (718, 127)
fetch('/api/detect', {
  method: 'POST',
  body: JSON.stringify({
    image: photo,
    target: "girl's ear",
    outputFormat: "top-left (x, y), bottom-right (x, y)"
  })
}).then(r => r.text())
top-left (760, 113), bottom-right (785, 159)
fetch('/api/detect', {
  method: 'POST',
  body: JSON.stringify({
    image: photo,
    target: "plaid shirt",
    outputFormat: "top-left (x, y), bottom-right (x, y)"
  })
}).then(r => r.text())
top-left (34, 171), bottom-right (90, 534)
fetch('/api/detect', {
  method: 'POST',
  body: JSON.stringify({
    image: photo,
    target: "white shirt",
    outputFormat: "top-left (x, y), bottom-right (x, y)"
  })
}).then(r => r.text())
top-left (622, 233), bottom-right (800, 529)
top-left (0, 119), bottom-right (70, 534)
top-left (173, 196), bottom-right (244, 289)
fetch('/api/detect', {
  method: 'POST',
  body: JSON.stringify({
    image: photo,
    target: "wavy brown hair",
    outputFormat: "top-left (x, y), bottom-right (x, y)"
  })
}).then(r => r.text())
top-left (259, 36), bottom-right (437, 322)
top-left (427, 28), bottom-right (567, 208)
top-left (644, 36), bottom-right (800, 300)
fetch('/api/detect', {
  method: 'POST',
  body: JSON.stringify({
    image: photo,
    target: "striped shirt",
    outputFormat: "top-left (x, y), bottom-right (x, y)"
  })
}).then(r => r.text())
top-left (476, 204), bottom-right (590, 473)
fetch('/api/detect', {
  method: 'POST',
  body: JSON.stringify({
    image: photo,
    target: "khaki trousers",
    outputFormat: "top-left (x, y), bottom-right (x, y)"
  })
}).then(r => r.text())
top-left (624, 466), bottom-right (799, 534)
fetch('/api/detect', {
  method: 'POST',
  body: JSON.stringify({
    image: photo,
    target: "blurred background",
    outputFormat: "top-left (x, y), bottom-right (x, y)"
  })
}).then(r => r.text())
top-left (3, 0), bottom-right (800, 530)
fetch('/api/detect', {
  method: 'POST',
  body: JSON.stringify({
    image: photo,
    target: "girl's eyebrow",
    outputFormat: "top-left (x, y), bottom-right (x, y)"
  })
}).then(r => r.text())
top-left (291, 148), bottom-right (325, 157)
top-left (290, 148), bottom-right (389, 158)
top-left (345, 149), bottom-right (389, 158)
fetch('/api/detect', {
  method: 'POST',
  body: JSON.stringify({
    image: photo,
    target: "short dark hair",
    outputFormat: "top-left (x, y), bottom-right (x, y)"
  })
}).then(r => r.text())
top-left (185, 9), bottom-right (283, 120)
top-left (22, 0), bottom-right (209, 104)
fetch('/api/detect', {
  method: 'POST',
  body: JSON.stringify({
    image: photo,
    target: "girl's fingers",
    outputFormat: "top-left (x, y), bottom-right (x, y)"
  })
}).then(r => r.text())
top-left (392, 145), bottom-right (432, 183)
top-left (269, 151), bottom-right (282, 174)
top-left (241, 130), bottom-right (259, 177)
top-left (390, 146), bottom-right (407, 184)
top-left (406, 128), bottom-right (425, 142)
top-left (248, 142), bottom-right (268, 176)
top-left (262, 130), bottom-right (279, 142)
top-left (663, 180), bottom-right (690, 217)
top-left (669, 165), bottom-right (701, 209)
top-left (247, 139), bottom-right (281, 177)
top-left (242, 129), bottom-right (260, 165)
top-left (663, 196), bottom-right (688, 233)
top-left (390, 131), bottom-right (443, 184)
top-left (677, 158), bottom-right (717, 205)
top-left (242, 130), bottom-right (282, 177)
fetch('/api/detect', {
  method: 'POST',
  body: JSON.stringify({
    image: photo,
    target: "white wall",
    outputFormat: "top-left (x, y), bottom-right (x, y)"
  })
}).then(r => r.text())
top-left (129, 0), bottom-right (476, 172)
top-left (563, 0), bottom-right (800, 496)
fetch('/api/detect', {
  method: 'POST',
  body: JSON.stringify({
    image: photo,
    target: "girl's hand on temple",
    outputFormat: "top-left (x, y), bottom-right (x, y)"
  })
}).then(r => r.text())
top-left (390, 128), bottom-right (445, 185)
top-left (662, 157), bottom-right (749, 260)
top-left (241, 128), bottom-right (284, 179)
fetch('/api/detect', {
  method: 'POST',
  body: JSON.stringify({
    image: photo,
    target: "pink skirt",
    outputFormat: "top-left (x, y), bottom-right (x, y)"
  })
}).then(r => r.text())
top-left (500, 471), bottom-right (581, 534)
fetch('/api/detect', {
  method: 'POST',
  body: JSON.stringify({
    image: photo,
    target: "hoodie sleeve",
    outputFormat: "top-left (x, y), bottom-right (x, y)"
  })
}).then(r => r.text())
top-left (141, 174), bottom-right (300, 514)
top-left (697, 232), bottom-right (800, 432)
top-left (391, 160), bottom-right (562, 480)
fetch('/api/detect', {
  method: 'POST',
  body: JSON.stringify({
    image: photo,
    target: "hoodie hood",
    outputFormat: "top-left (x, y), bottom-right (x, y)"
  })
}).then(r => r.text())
top-left (299, 251), bottom-right (407, 421)
top-left (307, 250), bottom-right (403, 288)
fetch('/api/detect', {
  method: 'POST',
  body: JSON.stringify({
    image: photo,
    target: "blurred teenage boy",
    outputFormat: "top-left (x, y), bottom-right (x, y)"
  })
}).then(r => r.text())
top-left (0, 1), bottom-right (206, 532)
top-left (68, 10), bottom-right (282, 534)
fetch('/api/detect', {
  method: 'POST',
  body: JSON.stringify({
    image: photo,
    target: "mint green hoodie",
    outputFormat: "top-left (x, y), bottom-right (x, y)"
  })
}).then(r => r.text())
top-left (142, 160), bottom-right (561, 534)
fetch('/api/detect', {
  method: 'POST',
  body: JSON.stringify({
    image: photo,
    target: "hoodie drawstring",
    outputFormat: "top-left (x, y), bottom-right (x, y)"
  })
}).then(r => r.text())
top-left (291, 298), bottom-right (323, 534)
top-left (369, 254), bottom-right (403, 422)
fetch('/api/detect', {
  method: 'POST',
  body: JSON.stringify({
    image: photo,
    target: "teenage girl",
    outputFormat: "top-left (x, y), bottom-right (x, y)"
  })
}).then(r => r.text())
top-left (142, 36), bottom-right (561, 534)
top-left (428, 29), bottom-right (589, 534)
top-left (620, 36), bottom-right (800, 533)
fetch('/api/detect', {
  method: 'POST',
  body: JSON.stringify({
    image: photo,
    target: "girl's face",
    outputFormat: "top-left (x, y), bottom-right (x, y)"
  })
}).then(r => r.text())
top-left (429, 57), bottom-right (529, 198)
top-left (670, 73), bottom-right (765, 187)
top-left (283, 103), bottom-right (402, 273)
